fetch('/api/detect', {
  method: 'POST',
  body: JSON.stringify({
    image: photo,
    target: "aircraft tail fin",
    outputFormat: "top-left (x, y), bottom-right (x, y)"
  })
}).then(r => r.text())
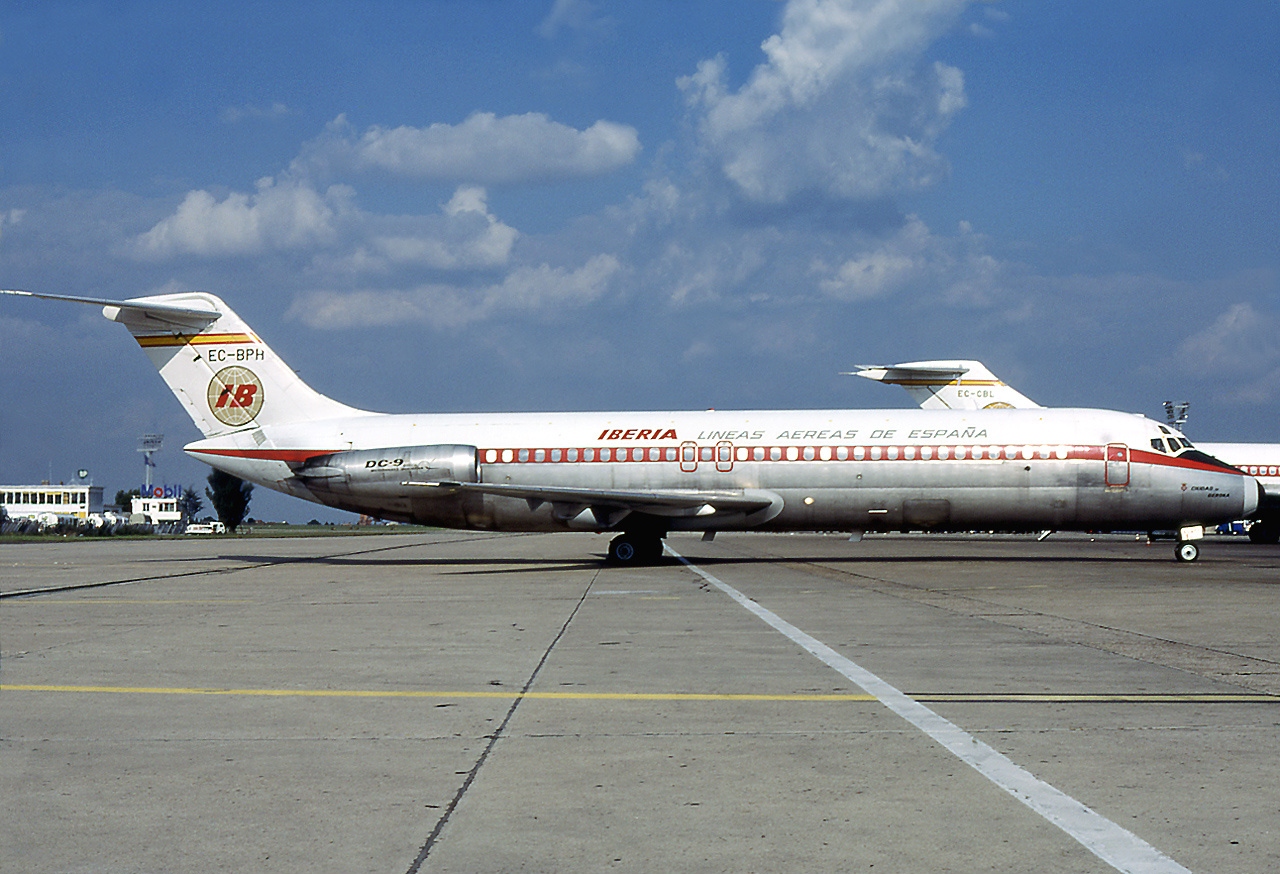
top-left (848, 360), bottom-right (1041, 410)
top-left (3, 289), bottom-right (363, 437)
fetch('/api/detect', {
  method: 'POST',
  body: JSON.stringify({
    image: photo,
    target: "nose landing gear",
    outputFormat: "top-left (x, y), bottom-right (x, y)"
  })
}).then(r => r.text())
top-left (1175, 541), bottom-right (1199, 562)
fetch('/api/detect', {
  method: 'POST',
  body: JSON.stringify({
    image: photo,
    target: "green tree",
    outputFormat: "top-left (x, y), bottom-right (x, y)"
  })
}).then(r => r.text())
top-left (114, 488), bottom-right (141, 510)
top-left (205, 469), bottom-right (253, 532)
top-left (178, 486), bottom-right (203, 521)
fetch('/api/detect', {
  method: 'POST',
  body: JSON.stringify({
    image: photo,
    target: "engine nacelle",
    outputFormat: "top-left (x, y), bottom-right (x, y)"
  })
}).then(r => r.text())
top-left (292, 444), bottom-right (477, 498)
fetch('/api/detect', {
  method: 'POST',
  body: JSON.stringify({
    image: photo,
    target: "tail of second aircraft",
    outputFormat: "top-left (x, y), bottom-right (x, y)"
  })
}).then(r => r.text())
top-left (850, 360), bottom-right (1041, 410)
top-left (2, 289), bottom-right (363, 437)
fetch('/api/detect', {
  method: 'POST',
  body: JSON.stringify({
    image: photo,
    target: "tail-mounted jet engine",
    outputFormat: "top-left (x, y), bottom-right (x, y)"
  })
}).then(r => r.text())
top-left (292, 444), bottom-right (477, 499)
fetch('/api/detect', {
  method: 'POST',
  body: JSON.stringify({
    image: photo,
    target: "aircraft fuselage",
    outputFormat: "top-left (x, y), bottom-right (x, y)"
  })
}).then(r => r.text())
top-left (187, 407), bottom-right (1255, 535)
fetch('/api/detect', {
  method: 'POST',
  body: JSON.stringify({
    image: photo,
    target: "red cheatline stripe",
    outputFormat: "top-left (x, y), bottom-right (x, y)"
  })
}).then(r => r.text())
top-left (187, 448), bottom-right (329, 463)
top-left (188, 444), bottom-right (1243, 476)
top-left (1132, 449), bottom-right (1242, 475)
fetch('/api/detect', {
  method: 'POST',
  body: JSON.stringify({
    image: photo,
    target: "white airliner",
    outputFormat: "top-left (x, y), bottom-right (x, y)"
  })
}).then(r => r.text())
top-left (854, 360), bottom-right (1280, 542)
top-left (4, 291), bottom-right (1260, 562)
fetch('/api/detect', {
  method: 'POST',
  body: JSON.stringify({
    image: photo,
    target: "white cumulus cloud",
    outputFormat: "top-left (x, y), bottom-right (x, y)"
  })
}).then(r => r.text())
top-left (132, 177), bottom-right (348, 259)
top-left (537, 0), bottom-right (612, 39)
top-left (679, 0), bottom-right (970, 203)
top-left (0, 208), bottom-right (25, 242)
top-left (289, 253), bottom-right (622, 329)
top-left (301, 112), bottom-right (641, 184)
top-left (1177, 301), bottom-right (1280, 401)
top-left (810, 215), bottom-right (1000, 303)
top-left (325, 186), bottom-right (519, 274)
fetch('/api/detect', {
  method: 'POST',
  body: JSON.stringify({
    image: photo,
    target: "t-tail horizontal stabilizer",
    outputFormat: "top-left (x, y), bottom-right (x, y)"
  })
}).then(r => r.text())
top-left (0, 288), bottom-right (364, 438)
top-left (847, 360), bottom-right (1041, 410)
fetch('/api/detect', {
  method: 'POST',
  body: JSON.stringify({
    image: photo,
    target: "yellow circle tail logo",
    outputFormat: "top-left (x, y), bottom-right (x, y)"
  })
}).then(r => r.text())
top-left (208, 366), bottom-right (265, 426)
top-left (982, 401), bottom-right (1016, 409)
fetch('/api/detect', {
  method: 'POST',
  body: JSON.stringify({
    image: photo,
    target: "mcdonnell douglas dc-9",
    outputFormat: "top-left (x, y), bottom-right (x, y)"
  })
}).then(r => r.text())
top-left (4, 290), bottom-right (1259, 562)
top-left (854, 359), bottom-right (1280, 543)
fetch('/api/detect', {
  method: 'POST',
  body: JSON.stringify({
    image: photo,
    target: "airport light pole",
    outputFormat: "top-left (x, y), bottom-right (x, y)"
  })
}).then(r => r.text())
top-left (138, 434), bottom-right (163, 491)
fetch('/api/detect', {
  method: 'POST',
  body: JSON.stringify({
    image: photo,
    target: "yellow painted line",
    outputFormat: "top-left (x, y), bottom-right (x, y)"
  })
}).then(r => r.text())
top-left (1, 685), bottom-right (1274, 703)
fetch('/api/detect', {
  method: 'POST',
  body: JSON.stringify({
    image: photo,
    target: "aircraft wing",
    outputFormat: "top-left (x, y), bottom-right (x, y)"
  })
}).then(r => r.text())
top-left (411, 480), bottom-right (783, 527)
top-left (0, 288), bottom-right (221, 330)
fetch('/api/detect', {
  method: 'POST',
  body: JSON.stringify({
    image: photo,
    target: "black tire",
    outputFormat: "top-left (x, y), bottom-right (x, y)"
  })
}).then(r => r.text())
top-left (641, 536), bottom-right (665, 564)
top-left (608, 535), bottom-right (639, 564)
top-left (1248, 522), bottom-right (1280, 544)
top-left (1175, 541), bottom-right (1199, 562)
top-left (607, 533), bottom-right (663, 565)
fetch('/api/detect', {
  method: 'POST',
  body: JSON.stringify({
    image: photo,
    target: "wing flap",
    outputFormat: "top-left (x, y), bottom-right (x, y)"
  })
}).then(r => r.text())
top-left (411, 480), bottom-right (783, 527)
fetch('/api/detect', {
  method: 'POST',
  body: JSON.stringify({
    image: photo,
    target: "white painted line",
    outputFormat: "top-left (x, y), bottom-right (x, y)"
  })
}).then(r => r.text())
top-left (667, 546), bottom-right (1192, 874)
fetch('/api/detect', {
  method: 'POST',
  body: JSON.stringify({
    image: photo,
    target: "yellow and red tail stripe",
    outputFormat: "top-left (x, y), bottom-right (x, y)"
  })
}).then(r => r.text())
top-left (135, 332), bottom-right (258, 348)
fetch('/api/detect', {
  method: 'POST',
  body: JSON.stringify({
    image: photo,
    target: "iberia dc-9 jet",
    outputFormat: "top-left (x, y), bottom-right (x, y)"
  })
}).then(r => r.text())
top-left (852, 360), bottom-right (1280, 543)
top-left (3, 290), bottom-right (1260, 563)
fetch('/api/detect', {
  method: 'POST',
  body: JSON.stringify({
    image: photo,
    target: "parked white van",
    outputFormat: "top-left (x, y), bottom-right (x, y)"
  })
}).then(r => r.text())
top-left (185, 521), bottom-right (227, 535)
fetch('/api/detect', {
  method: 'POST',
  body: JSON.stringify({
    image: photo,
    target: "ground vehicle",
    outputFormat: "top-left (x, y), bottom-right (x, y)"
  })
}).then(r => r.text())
top-left (184, 521), bottom-right (227, 535)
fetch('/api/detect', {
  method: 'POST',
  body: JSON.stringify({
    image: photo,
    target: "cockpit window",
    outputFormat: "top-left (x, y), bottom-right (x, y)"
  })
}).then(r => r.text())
top-left (1158, 425), bottom-right (1172, 435)
top-left (1150, 438), bottom-right (1167, 453)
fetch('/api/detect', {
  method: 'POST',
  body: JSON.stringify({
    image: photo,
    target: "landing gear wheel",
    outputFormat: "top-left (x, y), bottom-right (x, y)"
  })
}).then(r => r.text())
top-left (607, 533), bottom-right (664, 565)
top-left (608, 535), bottom-right (639, 564)
top-left (1248, 521), bottom-right (1280, 544)
top-left (1175, 541), bottom-right (1199, 562)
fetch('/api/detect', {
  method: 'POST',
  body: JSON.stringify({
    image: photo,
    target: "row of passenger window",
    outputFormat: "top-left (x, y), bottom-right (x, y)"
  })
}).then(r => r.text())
top-left (480, 444), bottom-right (1075, 464)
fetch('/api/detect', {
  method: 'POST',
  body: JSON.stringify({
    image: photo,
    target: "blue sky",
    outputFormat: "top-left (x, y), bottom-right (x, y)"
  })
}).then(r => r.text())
top-left (2, 0), bottom-right (1277, 522)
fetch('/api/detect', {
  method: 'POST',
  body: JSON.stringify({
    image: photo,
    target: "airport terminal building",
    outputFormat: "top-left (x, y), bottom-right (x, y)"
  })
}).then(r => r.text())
top-left (1, 484), bottom-right (104, 521)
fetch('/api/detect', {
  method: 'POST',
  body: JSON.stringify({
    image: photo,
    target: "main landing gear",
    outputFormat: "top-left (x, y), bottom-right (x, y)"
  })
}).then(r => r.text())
top-left (606, 532), bottom-right (665, 565)
top-left (1248, 520), bottom-right (1280, 544)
